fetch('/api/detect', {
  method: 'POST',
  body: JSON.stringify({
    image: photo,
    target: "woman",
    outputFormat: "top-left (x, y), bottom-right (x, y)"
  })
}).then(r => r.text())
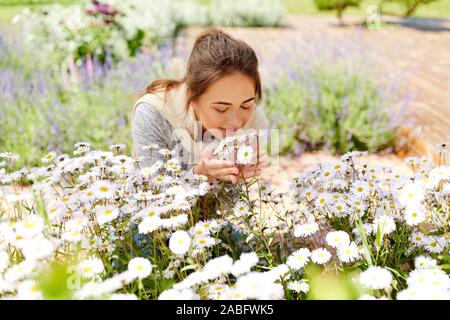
top-left (131, 28), bottom-right (270, 184)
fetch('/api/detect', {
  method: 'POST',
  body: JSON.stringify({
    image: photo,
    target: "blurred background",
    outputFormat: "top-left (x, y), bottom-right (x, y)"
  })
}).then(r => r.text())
top-left (0, 0), bottom-right (449, 189)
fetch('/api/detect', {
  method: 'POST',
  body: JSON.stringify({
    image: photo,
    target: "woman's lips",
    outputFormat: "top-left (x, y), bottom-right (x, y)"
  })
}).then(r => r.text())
top-left (221, 128), bottom-right (238, 136)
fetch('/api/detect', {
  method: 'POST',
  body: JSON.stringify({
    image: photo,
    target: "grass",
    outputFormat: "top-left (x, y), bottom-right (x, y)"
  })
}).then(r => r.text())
top-left (282, 0), bottom-right (450, 18)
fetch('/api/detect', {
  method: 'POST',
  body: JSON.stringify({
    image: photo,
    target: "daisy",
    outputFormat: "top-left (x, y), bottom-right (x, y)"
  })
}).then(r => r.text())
top-left (293, 222), bottom-right (319, 237)
top-left (16, 280), bottom-right (43, 300)
top-left (331, 201), bottom-right (348, 217)
top-left (325, 231), bottom-right (350, 248)
top-left (91, 180), bottom-right (116, 199)
top-left (193, 236), bottom-right (215, 249)
top-left (231, 252), bottom-right (259, 277)
top-left (158, 148), bottom-right (174, 157)
top-left (337, 242), bottom-right (360, 263)
top-left (414, 256), bottom-right (437, 269)
top-left (429, 166), bottom-right (450, 184)
top-left (314, 192), bottom-right (333, 208)
top-left (140, 166), bottom-right (157, 178)
top-left (404, 206), bottom-right (426, 226)
top-left (423, 236), bottom-right (447, 253)
top-left (4, 260), bottom-right (36, 283)
top-left (169, 230), bottom-right (191, 255)
top-left (109, 144), bottom-right (126, 152)
top-left (77, 257), bottom-right (105, 278)
top-left (128, 257), bottom-right (152, 279)
top-left (138, 217), bottom-right (162, 234)
top-left (311, 248), bottom-right (332, 265)
top-left (237, 145), bottom-right (254, 165)
top-left (136, 207), bottom-right (161, 219)
top-left (398, 183), bottom-right (424, 208)
top-left (359, 266), bottom-right (392, 290)
top-left (0, 152), bottom-right (19, 161)
top-left (350, 180), bottom-right (371, 199)
top-left (20, 238), bottom-right (54, 260)
top-left (411, 232), bottom-right (426, 246)
top-left (286, 248), bottom-right (311, 270)
top-left (233, 201), bottom-right (250, 218)
top-left (287, 280), bottom-right (309, 294)
top-left (41, 151), bottom-right (57, 163)
top-left (96, 205), bottom-right (119, 226)
top-left (142, 143), bottom-right (159, 151)
top-left (62, 230), bottom-right (82, 242)
top-left (15, 216), bottom-right (44, 239)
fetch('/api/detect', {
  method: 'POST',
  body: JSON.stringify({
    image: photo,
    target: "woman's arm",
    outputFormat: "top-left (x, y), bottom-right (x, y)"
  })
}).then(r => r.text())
top-left (131, 102), bottom-right (173, 168)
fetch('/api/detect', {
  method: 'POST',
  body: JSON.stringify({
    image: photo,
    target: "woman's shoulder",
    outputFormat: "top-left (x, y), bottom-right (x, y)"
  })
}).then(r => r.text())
top-left (132, 102), bottom-right (174, 133)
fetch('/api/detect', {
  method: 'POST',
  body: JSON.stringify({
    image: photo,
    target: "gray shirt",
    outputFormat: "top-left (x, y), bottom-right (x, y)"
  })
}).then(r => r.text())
top-left (132, 102), bottom-right (197, 171)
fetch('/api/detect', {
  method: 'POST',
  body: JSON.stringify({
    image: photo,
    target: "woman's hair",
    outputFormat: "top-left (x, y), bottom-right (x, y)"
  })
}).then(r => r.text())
top-left (145, 28), bottom-right (262, 110)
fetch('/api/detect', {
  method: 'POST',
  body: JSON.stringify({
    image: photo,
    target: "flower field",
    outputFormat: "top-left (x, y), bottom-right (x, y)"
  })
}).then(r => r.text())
top-left (0, 0), bottom-right (449, 300)
top-left (0, 136), bottom-right (448, 300)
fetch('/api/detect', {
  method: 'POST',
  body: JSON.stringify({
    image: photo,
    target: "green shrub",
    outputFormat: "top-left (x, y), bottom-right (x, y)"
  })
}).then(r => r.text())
top-left (382, 0), bottom-right (440, 17)
top-left (313, 0), bottom-right (363, 23)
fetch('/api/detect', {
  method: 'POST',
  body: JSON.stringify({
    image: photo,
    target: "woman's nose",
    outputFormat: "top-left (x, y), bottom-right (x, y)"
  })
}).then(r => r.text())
top-left (227, 110), bottom-right (244, 128)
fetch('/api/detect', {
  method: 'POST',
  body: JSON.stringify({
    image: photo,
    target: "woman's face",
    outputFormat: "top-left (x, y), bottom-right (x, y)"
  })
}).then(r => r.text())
top-left (191, 72), bottom-right (256, 140)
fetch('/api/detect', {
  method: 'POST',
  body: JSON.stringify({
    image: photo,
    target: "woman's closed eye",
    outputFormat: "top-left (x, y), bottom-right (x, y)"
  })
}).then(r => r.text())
top-left (215, 105), bottom-right (253, 113)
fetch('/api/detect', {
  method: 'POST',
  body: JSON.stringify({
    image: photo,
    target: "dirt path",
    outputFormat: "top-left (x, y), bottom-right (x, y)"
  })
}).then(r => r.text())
top-left (177, 15), bottom-right (450, 156)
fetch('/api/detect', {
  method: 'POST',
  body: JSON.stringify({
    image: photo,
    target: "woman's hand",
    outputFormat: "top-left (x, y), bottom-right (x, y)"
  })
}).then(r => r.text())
top-left (237, 152), bottom-right (269, 182)
top-left (193, 145), bottom-right (239, 184)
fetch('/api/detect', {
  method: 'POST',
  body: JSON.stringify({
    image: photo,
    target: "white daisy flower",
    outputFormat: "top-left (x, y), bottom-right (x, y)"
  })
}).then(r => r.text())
top-left (62, 230), bottom-right (82, 242)
top-left (169, 230), bottom-right (191, 255)
top-left (233, 201), bottom-right (250, 217)
top-left (314, 192), bottom-right (333, 208)
top-left (311, 248), bottom-right (332, 265)
top-left (404, 206), bottom-right (426, 226)
top-left (193, 236), bottom-right (215, 249)
top-left (287, 248), bottom-right (311, 270)
top-left (16, 280), bottom-right (43, 300)
top-left (293, 222), bottom-right (319, 237)
top-left (142, 143), bottom-right (159, 151)
top-left (411, 232), bottom-right (426, 246)
top-left (287, 280), bottom-right (309, 293)
top-left (326, 231), bottom-right (350, 248)
top-left (423, 236), bottom-right (447, 253)
top-left (237, 145), bottom-right (254, 165)
top-left (77, 257), bottom-right (105, 278)
top-left (96, 205), bottom-right (119, 226)
top-left (4, 260), bottom-right (36, 283)
top-left (350, 180), bottom-right (371, 199)
top-left (138, 216), bottom-right (162, 234)
top-left (15, 216), bottom-right (44, 239)
top-left (398, 183), bottom-right (424, 208)
top-left (231, 252), bottom-right (259, 277)
top-left (359, 266), bottom-right (393, 290)
top-left (41, 151), bottom-right (57, 163)
top-left (414, 256), bottom-right (437, 269)
top-left (331, 201), bottom-right (349, 217)
top-left (429, 166), bottom-right (450, 184)
top-left (337, 242), bottom-right (360, 263)
top-left (91, 180), bottom-right (116, 199)
top-left (140, 166), bottom-right (157, 177)
top-left (128, 257), bottom-right (152, 279)
top-left (20, 238), bottom-right (54, 260)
